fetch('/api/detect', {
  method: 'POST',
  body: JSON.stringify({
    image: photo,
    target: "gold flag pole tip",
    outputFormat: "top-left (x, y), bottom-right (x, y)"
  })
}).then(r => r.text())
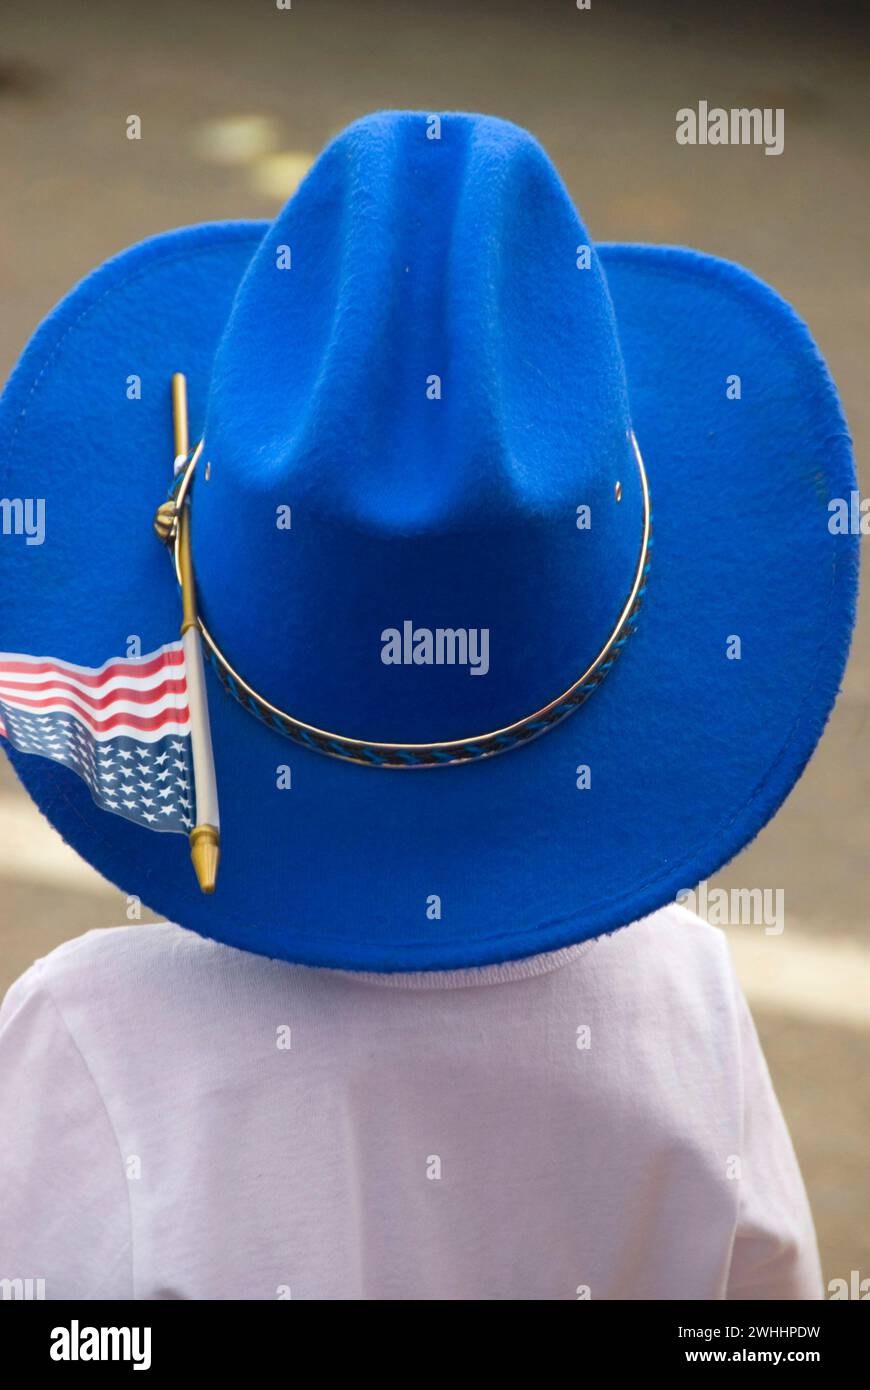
top-left (190, 824), bottom-right (220, 895)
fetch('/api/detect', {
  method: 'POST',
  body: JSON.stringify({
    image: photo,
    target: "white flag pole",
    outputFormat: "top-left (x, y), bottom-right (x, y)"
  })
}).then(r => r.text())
top-left (171, 372), bottom-right (221, 894)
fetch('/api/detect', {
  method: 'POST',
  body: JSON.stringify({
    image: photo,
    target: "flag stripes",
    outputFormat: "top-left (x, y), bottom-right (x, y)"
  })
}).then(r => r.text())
top-left (0, 642), bottom-right (194, 835)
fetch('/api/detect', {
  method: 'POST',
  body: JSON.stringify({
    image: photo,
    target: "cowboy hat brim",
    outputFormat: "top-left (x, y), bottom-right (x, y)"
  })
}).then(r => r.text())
top-left (0, 222), bottom-right (858, 970)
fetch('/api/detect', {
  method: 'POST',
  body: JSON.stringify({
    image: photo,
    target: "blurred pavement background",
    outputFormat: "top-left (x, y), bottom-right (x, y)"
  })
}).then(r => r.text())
top-left (0, 0), bottom-right (867, 1288)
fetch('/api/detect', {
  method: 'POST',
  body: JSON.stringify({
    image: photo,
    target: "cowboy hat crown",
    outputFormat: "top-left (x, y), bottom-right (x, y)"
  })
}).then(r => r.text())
top-left (194, 111), bottom-right (645, 745)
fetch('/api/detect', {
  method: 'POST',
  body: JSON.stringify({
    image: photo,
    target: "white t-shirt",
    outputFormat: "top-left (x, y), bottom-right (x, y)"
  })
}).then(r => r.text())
top-left (0, 905), bottom-right (821, 1301)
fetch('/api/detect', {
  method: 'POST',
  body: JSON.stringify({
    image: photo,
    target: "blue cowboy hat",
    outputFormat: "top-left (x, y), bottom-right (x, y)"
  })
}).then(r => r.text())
top-left (0, 111), bottom-right (859, 971)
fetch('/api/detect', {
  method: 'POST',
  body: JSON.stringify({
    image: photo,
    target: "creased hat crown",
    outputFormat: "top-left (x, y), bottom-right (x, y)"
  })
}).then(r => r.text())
top-left (193, 111), bottom-right (643, 743)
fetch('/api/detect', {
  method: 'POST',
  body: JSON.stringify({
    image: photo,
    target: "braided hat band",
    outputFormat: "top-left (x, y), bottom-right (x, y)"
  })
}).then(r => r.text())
top-left (158, 433), bottom-right (651, 769)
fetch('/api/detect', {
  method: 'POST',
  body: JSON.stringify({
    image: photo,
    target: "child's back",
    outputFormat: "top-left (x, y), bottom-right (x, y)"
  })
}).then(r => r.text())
top-left (0, 905), bottom-right (821, 1300)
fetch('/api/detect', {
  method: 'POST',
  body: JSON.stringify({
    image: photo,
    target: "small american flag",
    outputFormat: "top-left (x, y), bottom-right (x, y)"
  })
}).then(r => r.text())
top-left (0, 642), bottom-right (195, 834)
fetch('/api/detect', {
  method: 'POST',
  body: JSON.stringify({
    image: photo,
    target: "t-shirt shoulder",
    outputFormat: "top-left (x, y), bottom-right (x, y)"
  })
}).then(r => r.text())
top-left (2, 903), bottom-right (738, 1023)
top-left (594, 901), bottom-right (736, 985)
top-left (1, 921), bottom-right (208, 1016)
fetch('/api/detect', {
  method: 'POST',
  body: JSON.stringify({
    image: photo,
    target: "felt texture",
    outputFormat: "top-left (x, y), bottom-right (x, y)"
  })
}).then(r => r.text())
top-left (197, 112), bottom-right (641, 742)
top-left (0, 111), bottom-right (859, 972)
